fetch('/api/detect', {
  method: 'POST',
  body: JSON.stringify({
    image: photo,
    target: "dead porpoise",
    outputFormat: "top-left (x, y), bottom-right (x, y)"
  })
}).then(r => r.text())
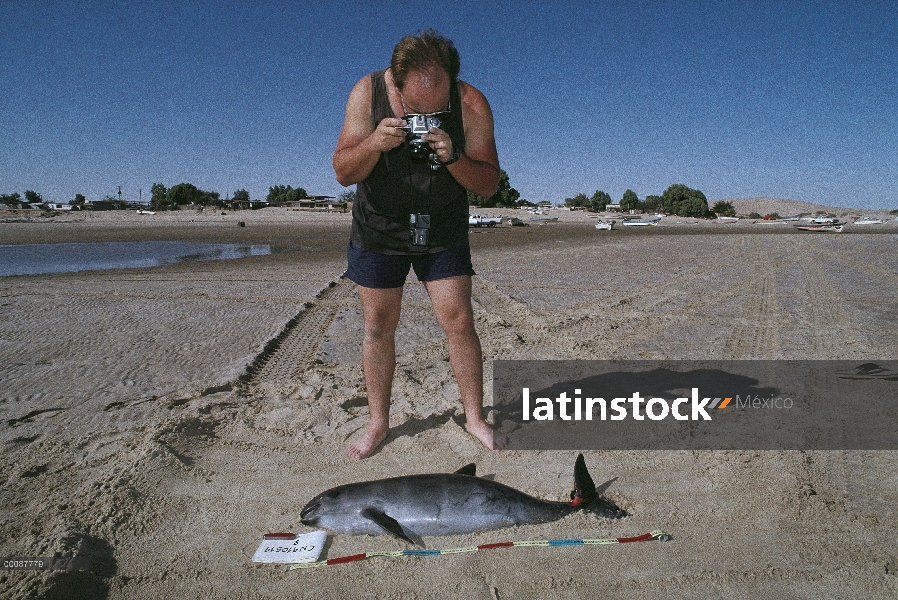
top-left (300, 454), bottom-right (625, 543)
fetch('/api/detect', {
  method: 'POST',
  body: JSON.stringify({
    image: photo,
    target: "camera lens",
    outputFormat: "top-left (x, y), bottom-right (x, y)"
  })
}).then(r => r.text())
top-left (409, 139), bottom-right (430, 161)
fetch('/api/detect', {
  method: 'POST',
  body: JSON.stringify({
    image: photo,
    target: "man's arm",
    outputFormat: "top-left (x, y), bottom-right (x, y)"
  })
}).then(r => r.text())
top-left (424, 81), bottom-right (500, 199)
top-left (333, 76), bottom-right (407, 186)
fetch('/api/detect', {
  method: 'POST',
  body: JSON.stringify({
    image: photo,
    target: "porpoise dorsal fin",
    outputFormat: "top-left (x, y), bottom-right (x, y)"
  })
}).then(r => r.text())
top-left (360, 507), bottom-right (415, 545)
top-left (453, 463), bottom-right (476, 477)
top-left (573, 454), bottom-right (597, 502)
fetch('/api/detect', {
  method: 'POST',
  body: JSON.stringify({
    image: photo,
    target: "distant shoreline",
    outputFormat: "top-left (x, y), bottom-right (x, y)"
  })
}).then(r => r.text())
top-left (2, 204), bottom-right (896, 250)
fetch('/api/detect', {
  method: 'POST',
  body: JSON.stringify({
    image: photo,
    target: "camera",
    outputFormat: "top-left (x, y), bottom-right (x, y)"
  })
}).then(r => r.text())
top-left (401, 114), bottom-right (442, 169)
top-left (408, 213), bottom-right (431, 251)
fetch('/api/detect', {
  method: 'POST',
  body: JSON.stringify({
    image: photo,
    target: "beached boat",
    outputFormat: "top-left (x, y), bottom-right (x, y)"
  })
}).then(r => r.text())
top-left (793, 222), bottom-right (843, 232)
top-left (594, 221), bottom-right (614, 230)
top-left (715, 216), bottom-right (739, 223)
top-left (802, 216), bottom-right (839, 224)
top-left (621, 215), bottom-right (661, 226)
top-left (853, 216), bottom-right (884, 225)
top-left (530, 216), bottom-right (559, 222)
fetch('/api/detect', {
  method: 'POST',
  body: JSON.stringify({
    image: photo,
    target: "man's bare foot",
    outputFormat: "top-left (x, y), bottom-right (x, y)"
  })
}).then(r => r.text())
top-left (348, 425), bottom-right (389, 460)
top-left (465, 419), bottom-right (508, 451)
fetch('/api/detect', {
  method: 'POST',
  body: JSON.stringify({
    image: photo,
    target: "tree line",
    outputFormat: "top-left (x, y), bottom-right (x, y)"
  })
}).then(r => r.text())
top-left (148, 183), bottom-right (311, 210)
top-left (563, 184), bottom-right (726, 217)
top-left (3, 183), bottom-right (315, 212)
top-left (1, 190), bottom-right (44, 206)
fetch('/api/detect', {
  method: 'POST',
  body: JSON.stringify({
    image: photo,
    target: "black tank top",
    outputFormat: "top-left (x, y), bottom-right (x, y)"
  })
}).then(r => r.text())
top-left (350, 69), bottom-right (468, 254)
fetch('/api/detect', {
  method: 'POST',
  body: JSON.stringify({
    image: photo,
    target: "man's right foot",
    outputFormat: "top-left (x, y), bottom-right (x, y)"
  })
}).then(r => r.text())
top-left (348, 426), bottom-right (389, 460)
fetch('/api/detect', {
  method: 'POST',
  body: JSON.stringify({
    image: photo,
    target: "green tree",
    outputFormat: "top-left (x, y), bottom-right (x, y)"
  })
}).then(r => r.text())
top-left (589, 190), bottom-right (611, 212)
top-left (201, 190), bottom-right (221, 206)
top-left (267, 185), bottom-right (308, 205)
top-left (711, 200), bottom-right (736, 217)
top-left (150, 183), bottom-right (171, 211)
top-left (267, 185), bottom-right (287, 203)
top-left (644, 195), bottom-right (662, 210)
top-left (1, 192), bottom-right (23, 206)
top-left (564, 193), bottom-right (588, 208)
top-left (70, 193), bottom-right (87, 209)
top-left (492, 169), bottom-right (519, 207)
top-left (24, 190), bottom-right (43, 204)
top-left (232, 189), bottom-right (250, 204)
top-left (168, 183), bottom-right (204, 207)
top-left (468, 169), bottom-right (518, 207)
top-left (660, 184), bottom-right (709, 217)
top-left (620, 189), bottom-right (639, 211)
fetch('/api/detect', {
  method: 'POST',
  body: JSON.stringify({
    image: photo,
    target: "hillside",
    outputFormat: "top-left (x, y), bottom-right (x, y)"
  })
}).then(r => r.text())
top-left (719, 197), bottom-right (895, 218)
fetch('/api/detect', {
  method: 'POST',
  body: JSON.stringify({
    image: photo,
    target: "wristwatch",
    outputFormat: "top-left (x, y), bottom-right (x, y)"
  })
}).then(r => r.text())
top-left (441, 148), bottom-right (461, 166)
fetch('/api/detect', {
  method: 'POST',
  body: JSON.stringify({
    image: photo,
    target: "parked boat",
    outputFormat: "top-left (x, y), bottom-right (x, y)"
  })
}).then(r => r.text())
top-left (715, 216), bottom-right (739, 223)
top-left (530, 216), bottom-right (559, 222)
top-left (594, 221), bottom-right (614, 230)
top-left (853, 216), bottom-right (885, 225)
top-left (794, 222), bottom-right (843, 232)
top-left (621, 215), bottom-right (661, 226)
top-left (802, 215), bottom-right (839, 224)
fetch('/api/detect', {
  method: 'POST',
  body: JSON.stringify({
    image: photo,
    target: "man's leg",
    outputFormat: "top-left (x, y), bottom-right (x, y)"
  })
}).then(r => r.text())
top-left (349, 285), bottom-right (403, 459)
top-left (424, 275), bottom-right (508, 451)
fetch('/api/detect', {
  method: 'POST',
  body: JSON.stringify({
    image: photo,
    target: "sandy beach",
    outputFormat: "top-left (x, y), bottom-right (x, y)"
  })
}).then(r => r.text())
top-left (2, 206), bottom-right (897, 598)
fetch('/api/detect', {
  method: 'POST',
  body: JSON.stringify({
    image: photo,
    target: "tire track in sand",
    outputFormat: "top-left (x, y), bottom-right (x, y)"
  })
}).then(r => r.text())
top-left (241, 277), bottom-right (354, 386)
top-left (789, 240), bottom-right (866, 358)
top-left (721, 237), bottom-right (781, 359)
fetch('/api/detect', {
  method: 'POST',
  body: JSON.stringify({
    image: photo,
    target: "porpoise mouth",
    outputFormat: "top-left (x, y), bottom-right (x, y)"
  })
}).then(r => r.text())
top-left (300, 501), bottom-right (320, 524)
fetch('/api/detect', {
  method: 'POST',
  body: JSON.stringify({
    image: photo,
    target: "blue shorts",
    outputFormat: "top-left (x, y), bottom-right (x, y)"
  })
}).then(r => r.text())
top-left (345, 241), bottom-right (476, 289)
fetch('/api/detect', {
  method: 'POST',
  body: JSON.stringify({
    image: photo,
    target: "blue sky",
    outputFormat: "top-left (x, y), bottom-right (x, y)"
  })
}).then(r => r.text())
top-left (2, 1), bottom-right (896, 209)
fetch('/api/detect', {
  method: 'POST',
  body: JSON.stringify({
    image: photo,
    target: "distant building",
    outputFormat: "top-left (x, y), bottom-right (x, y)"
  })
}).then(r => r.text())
top-left (230, 199), bottom-right (270, 210)
top-left (282, 196), bottom-right (345, 211)
top-left (605, 202), bottom-right (622, 211)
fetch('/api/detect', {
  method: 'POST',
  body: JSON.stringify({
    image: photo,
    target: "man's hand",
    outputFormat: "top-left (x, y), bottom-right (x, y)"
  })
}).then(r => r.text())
top-left (421, 127), bottom-right (454, 163)
top-left (372, 118), bottom-right (408, 153)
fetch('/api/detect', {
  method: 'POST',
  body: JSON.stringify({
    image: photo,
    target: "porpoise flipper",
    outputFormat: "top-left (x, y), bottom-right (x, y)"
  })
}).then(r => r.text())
top-left (453, 463), bottom-right (476, 477)
top-left (360, 507), bottom-right (415, 545)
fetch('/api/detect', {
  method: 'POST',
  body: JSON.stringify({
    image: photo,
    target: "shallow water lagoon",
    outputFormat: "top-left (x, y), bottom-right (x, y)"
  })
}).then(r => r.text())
top-left (0, 241), bottom-right (272, 276)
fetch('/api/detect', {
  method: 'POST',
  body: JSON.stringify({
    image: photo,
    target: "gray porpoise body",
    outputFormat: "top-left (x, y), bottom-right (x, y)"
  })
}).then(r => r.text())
top-left (302, 474), bottom-right (578, 538)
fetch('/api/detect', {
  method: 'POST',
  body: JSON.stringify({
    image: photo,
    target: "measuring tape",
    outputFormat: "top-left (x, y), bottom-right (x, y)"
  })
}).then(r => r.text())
top-left (288, 529), bottom-right (670, 570)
